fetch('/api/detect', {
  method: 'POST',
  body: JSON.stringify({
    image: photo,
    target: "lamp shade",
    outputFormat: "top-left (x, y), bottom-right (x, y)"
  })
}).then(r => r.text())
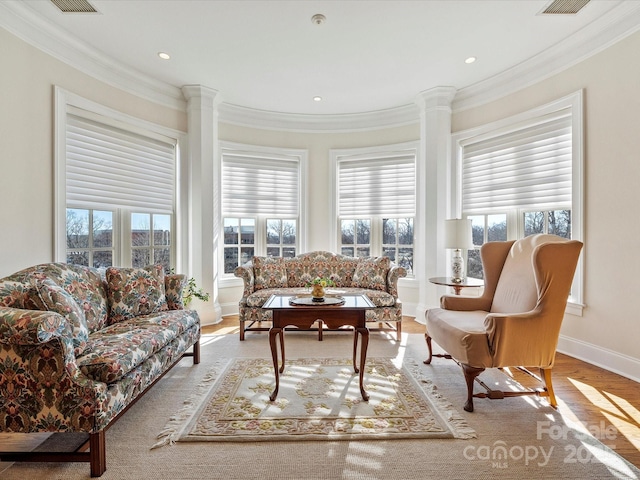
top-left (445, 219), bottom-right (474, 250)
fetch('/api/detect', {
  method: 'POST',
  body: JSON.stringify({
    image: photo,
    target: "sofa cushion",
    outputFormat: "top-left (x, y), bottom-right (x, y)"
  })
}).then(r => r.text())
top-left (165, 273), bottom-right (186, 310)
top-left (30, 277), bottom-right (90, 356)
top-left (32, 263), bottom-right (109, 333)
top-left (253, 256), bottom-right (288, 290)
top-left (105, 265), bottom-right (168, 324)
top-left (77, 309), bottom-right (199, 384)
top-left (352, 256), bottom-right (390, 292)
top-left (0, 279), bottom-right (43, 310)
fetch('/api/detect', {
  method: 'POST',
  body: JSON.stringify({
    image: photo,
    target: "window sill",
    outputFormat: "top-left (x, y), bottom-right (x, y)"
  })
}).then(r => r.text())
top-left (565, 300), bottom-right (584, 317)
top-left (219, 276), bottom-right (242, 289)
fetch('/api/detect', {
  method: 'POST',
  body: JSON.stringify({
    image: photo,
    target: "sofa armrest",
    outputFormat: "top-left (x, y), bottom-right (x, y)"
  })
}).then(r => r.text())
top-left (0, 306), bottom-right (73, 346)
top-left (386, 265), bottom-right (407, 298)
top-left (234, 262), bottom-right (255, 299)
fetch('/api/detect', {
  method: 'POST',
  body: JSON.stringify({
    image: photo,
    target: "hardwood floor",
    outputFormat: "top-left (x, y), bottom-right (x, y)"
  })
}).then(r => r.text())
top-left (206, 315), bottom-right (640, 468)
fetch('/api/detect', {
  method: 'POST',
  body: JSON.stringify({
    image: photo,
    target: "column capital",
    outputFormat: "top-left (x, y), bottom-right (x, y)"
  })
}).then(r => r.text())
top-left (181, 85), bottom-right (221, 107)
top-left (415, 86), bottom-right (457, 111)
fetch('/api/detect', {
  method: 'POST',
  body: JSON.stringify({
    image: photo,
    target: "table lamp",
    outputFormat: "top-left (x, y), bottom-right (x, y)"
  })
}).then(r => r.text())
top-left (445, 218), bottom-right (474, 283)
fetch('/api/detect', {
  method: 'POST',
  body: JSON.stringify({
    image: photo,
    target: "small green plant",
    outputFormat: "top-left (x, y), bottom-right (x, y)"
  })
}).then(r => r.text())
top-left (184, 277), bottom-right (210, 307)
top-left (306, 277), bottom-right (336, 288)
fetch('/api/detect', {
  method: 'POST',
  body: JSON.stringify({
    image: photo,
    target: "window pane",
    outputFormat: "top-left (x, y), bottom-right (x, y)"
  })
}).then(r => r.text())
top-left (382, 246), bottom-right (396, 262)
top-left (153, 214), bottom-right (171, 246)
top-left (224, 218), bottom-right (239, 245)
top-left (240, 247), bottom-right (254, 265)
top-left (224, 247), bottom-right (238, 274)
top-left (342, 247), bottom-right (354, 257)
top-left (382, 219), bottom-right (396, 244)
top-left (549, 210), bottom-right (571, 238)
top-left (154, 248), bottom-right (171, 270)
top-left (66, 209), bottom-right (89, 248)
top-left (356, 219), bottom-right (370, 244)
top-left (132, 248), bottom-right (149, 267)
top-left (93, 251), bottom-right (112, 268)
top-left (469, 215), bottom-right (485, 246)
top-left (282, 219), bottom-right (296, 245)
top-left (267, 247), bottom-right (280, 257)
top-left (241, 219), bottom-right (255, 245)
top-left (356, 246), bottom-right (370, 257)
top-left (93, 210), bottom-right (113, 247)
top-left (468, 250), bottom-right (483, 279)
top-left (341, 220), bottom-right (355, 244)
top-left (398, 247), bottom-right (413, 275)
top-left (67, 251), bottom-right (88, 266)
top-left (398, 218), bottom-right (413, 245)
top-left (283, 247), bottom-right (296, 258)
top-left (266, 219), bottom-right (281, 245)
top-left (132, 213), bottom-right (150, 246)
top-left (524, 211), bottom-right (544, 237)
top-left (487, 214), bottom-right (507, 242)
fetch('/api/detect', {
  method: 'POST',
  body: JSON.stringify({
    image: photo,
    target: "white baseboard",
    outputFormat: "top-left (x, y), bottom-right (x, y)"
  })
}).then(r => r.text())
top-left (557, 334), bottom-right (640, 383)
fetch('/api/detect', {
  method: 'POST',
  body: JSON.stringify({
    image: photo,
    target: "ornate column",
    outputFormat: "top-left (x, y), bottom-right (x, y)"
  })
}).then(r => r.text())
top-left (414, 86), bottom-right (457, 322)
top-left (181, 85), bottom-right (221, 324)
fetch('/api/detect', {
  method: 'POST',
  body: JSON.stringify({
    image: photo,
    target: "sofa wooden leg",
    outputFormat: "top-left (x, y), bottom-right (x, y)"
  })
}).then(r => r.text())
top-left (192, 340), bottom-right (201, 365)
top-left (396, 321), bottom-right (402, 341)
top-left (540, 367), bottom-right (557, 408)
top-left (423, 334), bottom-right (433, 364)
top-left (89, 430), bottom-right (106, 477)
top-left (462, 364), bottom-right (485, 413)
top-left (240, 320), bottom-right (245, 341)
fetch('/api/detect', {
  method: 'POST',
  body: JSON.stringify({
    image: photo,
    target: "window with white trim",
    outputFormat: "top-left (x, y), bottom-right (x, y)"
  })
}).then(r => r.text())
top-left (56, 89), bottom-right (180, 272)
top-left (454, 92), bottom-right (583, 311)
top-left (334, 143), bottom-right (417, 275)
top-left (220, 142), bottom-right (305, 275)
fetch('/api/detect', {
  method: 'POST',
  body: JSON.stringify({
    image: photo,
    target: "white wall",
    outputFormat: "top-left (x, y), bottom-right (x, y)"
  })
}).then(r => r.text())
top-left (452, 30), bottom-right (640, 379)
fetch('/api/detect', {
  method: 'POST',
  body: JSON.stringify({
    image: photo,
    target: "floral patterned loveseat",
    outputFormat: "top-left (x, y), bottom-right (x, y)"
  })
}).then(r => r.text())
top-left (0, 262), bottom-right (200, 477)
top-left (234, 251), bottom-right (406, 340)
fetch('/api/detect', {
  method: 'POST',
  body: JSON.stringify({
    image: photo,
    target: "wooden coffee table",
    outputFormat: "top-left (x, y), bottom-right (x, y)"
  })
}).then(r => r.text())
top-left (262, 294), bottom-right (376, 402)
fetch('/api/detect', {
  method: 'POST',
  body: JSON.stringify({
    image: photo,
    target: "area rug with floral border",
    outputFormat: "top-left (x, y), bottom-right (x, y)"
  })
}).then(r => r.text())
top-left (153, 356), bottom-right (476, 445)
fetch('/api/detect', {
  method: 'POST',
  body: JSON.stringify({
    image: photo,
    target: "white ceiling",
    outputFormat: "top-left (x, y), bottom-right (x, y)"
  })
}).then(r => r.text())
top-left (4, 0), bottom-right (640, 117)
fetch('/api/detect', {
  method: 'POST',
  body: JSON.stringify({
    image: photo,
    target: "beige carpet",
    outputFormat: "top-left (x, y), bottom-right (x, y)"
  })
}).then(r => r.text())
top-left (153, 356), bottom-right (474, 444)
top-left (1, 331), bottom-right (639, 479)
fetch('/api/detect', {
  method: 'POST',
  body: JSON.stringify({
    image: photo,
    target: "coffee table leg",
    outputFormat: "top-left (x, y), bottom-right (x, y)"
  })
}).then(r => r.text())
top-left (353, 326), bottom-right (359, 373)
top-left (269, 327), bottom-right (282, 401)
top-left (357, 327), bottom-right (370, 401)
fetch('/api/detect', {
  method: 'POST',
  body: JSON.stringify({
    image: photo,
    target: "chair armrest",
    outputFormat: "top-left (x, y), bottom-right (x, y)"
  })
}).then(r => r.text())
top-left (165, 273), bottom-right (187, 310)
top-left (234, 262), bottom-right (255, 299)
top-left (483, 309), bottom-right (560, 367)
top-left (441, 294), bottom-right (493, 312)
top-left (386, 265), bottom-right (407, 298)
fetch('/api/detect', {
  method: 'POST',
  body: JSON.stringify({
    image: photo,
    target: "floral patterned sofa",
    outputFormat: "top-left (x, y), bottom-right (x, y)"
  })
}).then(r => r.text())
top-left (0, 262), bottom-right (200, 477)
top-left (234, 251), bottom-right (407, 340)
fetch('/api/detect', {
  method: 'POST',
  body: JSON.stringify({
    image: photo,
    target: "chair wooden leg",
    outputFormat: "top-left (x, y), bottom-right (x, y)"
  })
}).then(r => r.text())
top-left (396, 320), bottom-right (402, 341)
top-left (239, 319), bottom-right (245, 341)
top-left (540, 367), bottom-right (557, 408)
top-left (462, 364), bottom-right (485, 412)
top-left (423, 333), bottom-right (433, 364)
top-left (89, 430), bottom-right (106, 477)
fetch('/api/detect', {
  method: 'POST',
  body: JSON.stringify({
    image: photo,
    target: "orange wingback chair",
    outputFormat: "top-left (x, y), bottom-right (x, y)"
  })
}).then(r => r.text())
top-left (424, 234), bottom-right (583, 412)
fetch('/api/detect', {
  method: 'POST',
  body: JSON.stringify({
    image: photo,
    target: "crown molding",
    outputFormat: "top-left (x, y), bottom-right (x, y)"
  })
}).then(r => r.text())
top-left (217, 102), bottom-right (419, 133)
top-left (453, 1), bottom-right (640, 113)
top-left (3, 1), bottom-right (640, 130)
top-left (0, 1), bottom-right (186, 111)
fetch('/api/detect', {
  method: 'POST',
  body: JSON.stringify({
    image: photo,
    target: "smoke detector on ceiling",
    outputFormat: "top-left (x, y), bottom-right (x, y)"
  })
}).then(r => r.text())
top-left (311, 14), bottom-right (326, 25)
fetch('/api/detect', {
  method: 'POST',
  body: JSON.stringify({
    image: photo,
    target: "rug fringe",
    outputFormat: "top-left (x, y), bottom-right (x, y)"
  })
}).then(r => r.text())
top-left (406, 358), bottom-right (477, 439)
top-left (151, 359), bottom-right (229, 449)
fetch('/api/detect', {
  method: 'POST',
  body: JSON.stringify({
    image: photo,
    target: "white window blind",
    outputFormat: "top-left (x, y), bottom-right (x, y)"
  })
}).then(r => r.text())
top-left (222, 152), bottom-right (300, 216)
top-left (462, 112), bottom-right (572, 213)
top-left (66, 113), bottom-right (176, 214)
top-left (338, 153), bottom-right (416, 217)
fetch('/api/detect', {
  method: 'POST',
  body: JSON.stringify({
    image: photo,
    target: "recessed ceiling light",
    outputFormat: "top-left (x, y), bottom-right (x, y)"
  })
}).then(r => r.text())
top-left (465, 56), bottom-right (477, 64)
top-left (158, 52), bottom-right (171, 60)
top-left (313, 96), bottom-right (322, 102)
